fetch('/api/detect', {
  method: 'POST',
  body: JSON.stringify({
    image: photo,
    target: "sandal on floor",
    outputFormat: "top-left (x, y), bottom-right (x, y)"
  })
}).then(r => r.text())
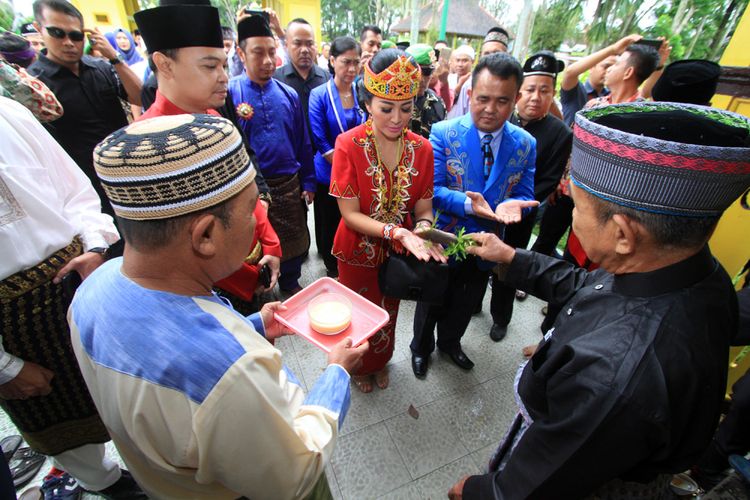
top-left (1, 434), bottom-right (22, 461)
top-left (352, 375), bottom-right (374, 393)
top-left (374, 368), bottom-right (389, 390)
top-left (10, 447), bottom-right (46, 489)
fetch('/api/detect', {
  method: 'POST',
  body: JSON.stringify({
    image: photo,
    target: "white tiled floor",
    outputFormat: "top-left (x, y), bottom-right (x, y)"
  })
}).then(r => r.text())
top-left (2, 214), bottom-right (545, 499)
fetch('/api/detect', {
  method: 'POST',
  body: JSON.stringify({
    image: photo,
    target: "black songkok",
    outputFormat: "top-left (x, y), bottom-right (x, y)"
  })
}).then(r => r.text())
top-left (134, 0), bottom-right (223, 52)
top-left (237, 15), bottom-right (274, 42)
top-left (652, 59), bottom-right (721, 106)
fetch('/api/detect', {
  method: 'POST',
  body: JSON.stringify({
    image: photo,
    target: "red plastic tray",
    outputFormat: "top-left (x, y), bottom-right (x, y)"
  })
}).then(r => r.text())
top-left (274, 277), bottom-right (389, 352)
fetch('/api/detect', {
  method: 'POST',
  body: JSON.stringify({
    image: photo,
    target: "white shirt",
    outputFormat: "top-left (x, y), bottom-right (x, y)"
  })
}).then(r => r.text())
top-left (447, 75), bottom-right (472, 120)
top-left (0, 96), bottom-right (119, 382)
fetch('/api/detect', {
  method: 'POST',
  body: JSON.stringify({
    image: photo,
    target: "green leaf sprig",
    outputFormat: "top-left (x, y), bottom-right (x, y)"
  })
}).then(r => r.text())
top-left (444, 227), bottom-right (475, 260)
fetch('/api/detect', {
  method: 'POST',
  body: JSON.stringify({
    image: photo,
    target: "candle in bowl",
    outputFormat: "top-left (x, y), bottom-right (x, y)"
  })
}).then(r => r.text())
top-left (308, 293), bottom-right (352, 335)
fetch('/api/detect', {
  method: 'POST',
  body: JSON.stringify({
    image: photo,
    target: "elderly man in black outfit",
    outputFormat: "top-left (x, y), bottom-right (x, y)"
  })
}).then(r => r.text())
top-left (449, 101), bottom-right (750, 499)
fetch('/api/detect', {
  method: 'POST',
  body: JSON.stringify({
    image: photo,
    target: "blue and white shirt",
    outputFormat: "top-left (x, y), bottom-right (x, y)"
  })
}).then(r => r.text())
top-left (69, 259), bottom-right (350, 499)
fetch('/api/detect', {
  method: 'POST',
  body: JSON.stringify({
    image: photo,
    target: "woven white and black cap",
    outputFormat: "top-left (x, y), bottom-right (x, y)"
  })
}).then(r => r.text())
top-left (93, 114), bottom-right (256, 220)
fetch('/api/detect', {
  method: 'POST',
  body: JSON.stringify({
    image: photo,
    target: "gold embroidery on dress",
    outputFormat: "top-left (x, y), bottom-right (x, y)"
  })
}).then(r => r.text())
top-left (354, 121), bottom-right (421, 225)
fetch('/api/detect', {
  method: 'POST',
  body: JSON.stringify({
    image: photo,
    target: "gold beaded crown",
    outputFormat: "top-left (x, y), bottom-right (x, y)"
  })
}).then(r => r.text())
top-left (364, 55), bottom-right (421, 101)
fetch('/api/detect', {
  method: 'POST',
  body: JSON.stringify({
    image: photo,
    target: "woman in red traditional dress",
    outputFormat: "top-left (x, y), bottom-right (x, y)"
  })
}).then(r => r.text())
top-left (329, 49), bottom-right (446, 393)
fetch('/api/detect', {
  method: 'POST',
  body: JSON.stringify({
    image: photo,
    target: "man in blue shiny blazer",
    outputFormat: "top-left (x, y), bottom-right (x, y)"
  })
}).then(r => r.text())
top-left (411, 53), bottom-right (539, 377)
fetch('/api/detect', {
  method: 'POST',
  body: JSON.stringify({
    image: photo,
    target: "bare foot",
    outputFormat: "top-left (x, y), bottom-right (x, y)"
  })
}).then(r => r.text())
top-left (352, 375), bottom-right (373, 393)
top-left (374, 368), bottom-right (389, 390)
top-left (522, 344), bottom-right (538, 358)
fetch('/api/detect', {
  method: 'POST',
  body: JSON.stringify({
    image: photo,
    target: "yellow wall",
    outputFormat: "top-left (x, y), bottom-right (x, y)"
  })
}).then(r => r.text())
top-left (711, 3), bottom-right (750, 394)
top-left (263, 0), bottom-right (322, 44)
top-left (72, 0), bottom-right (323, 45)
top-left (70, 0), bottom-right (139, 33)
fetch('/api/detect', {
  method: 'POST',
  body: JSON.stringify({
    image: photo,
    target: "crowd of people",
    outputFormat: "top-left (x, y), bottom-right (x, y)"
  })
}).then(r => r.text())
top-left (1, 0), bottom-right (749, 498)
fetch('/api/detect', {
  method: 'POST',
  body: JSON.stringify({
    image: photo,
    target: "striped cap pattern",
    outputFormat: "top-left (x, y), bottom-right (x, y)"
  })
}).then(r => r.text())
top-left (571, 102), bottom-right (750, 217)
top-left (94, 114), bottom-right (256, 220)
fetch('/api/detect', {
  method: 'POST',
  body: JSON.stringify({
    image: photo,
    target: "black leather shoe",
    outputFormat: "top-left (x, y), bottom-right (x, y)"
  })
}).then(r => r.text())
top-left (441, 347), bottom-right (474, 370)
top-left (411, 354), bottom-right (428, 378)
top-left (490, 323), bottom-right (507, 342)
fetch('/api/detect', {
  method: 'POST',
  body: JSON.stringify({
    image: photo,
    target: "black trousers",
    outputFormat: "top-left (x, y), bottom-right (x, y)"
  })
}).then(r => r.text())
top-left (313, 182), bottom-right (341, 275)
top-left (699, 368), bottom-right (750, 472)
top-left (489, 208), bottom-right (537, 327)
top-left (0, 452), bottom-right (14, 500)
top-left (412, 256), bottom-right (489, 355)
top-left (530, 194), bottom-right (574, 256)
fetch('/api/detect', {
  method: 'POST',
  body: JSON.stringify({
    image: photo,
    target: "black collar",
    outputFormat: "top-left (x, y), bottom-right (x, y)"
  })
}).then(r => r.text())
top-left (612, 245), bottom-right (717, 297)
top-left (513, 113), bottom-right (549, 129)
top-left (280, 62), bottom-right (324, 81)
top-left (36, 50), bottom-right (97, 76)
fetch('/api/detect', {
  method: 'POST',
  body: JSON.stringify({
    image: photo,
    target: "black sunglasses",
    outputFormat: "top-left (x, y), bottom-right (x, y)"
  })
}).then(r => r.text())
top-left (45, 26), bottom-right (85, 42)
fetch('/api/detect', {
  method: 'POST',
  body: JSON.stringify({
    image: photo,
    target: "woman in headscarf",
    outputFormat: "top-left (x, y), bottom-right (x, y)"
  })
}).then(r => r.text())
top-left (105, 28), bottom-right (143, 67)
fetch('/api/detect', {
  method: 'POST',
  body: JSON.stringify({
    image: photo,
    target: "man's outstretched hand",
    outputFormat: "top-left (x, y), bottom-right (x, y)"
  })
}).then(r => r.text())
top-left (494, 199), bottom-right (540, 224)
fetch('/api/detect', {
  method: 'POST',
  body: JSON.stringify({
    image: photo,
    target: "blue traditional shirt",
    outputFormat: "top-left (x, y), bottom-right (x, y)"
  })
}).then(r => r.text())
top-left (228, 74), bottom-right (316, 192)
top-left (69, 258), bottom-right (350, 498)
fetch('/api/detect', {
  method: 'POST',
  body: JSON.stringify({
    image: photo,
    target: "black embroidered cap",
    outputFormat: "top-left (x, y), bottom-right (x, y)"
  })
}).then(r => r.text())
top-left (523, 51), bottom-right (564, 78)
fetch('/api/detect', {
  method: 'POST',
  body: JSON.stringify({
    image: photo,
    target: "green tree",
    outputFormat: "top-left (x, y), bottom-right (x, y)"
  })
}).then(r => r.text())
top-left (530, 0), bottom-right (584, 52)
top-left (211, 0), bottom-right (243, 29)
top-left (582, 0), bottom-right (748, 62)
top-left (480, 0), bottom-right (510, 23)
top-left (0, 0), bottom-right (14, 32)
top-left (642, 0), bottom-right (748, 61)
top-left (321, 0), bottom-right (403, 41)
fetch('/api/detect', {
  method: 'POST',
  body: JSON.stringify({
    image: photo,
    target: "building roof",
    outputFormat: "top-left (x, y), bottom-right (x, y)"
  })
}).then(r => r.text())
top-left (391, 0), bottom-right (512, 39)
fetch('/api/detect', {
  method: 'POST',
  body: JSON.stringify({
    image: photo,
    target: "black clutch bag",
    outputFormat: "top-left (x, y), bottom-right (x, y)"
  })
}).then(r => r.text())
top-left (378, 253), bottom-right (449, 304)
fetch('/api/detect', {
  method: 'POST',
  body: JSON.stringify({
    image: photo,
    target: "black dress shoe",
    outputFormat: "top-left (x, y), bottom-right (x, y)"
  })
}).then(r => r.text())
top-left (490, 323), bottom-right (507, 342)
top-left (440, 347), bottom-right (474, 370)
top-left (411, 354), bottom-right (428, 378)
